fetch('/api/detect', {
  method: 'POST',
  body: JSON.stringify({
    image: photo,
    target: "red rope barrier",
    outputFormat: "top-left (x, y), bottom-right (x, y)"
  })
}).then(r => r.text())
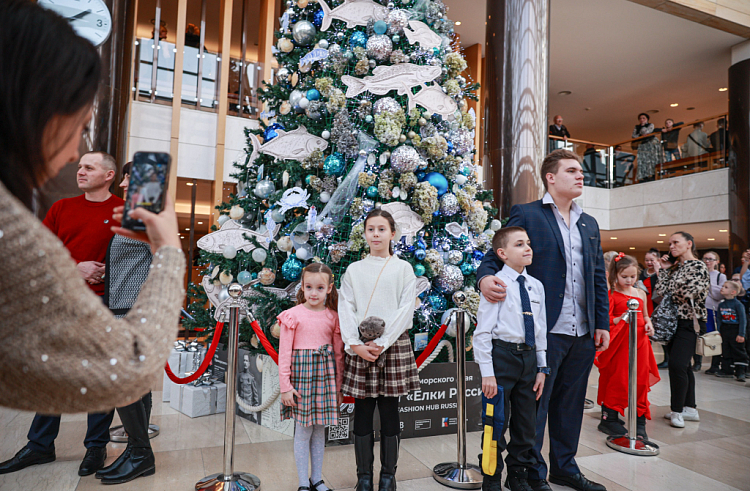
top-left (415, 323), bottom-right (448, 368)
top-left (164, 322), bottom-right (225, 384)
top-left (250, 319), bottom-right (279, 365)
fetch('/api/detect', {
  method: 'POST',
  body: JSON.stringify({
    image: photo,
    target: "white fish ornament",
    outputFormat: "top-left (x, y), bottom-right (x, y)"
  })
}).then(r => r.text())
top-left (341, 63), bottom-right (442, 98)
top-left (381, 202), bottom-right (424, 245)
top-left (248, 125), bottom-right (328, 167)
top-left (406, 84), bottom-right (457, 120)
top-left (403, 20), bottom-right (443, 50)
top-left (196, 219), bottom-right (281, 253)
top-left (318, 0), bottom-right (388, 31)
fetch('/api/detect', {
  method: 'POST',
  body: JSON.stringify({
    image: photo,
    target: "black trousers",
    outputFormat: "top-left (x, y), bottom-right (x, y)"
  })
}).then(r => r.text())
top-left (479, 340), bottom-right (537, 481)
top-left (353, 396), bottom-right (400, 437)
top-left (719, 325), bottom-right (749, 372)
top-left (668, 319), bottom-right (702, 412)
top-left (27, 411), bottom-right (114, 453)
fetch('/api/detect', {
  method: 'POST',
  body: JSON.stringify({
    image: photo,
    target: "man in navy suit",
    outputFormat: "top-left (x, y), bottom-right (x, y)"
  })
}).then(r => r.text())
top-left (477, 149), bottom-right (610, 491)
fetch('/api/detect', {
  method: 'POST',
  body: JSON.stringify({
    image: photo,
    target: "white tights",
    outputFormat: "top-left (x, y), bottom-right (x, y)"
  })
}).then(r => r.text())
top-left (294, 422), bottom-right (328, 490)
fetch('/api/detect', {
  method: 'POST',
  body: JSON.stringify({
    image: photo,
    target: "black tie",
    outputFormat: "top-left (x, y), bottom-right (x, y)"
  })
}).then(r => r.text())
top-left (517, 275), bottom-right (535, 347)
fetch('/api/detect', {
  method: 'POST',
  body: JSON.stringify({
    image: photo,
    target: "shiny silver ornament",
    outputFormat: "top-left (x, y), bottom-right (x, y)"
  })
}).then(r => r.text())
top-left (254, 179), bottom-right (276, 198)
top-left (434, 264), bottom-right (464, 294)
top-left (289, 89), bottom-right (304, 107)
top-left (440, 192), bottom-right (460, 216)
top-left (450, 128), bottom-right (474, 155)
top-left (389, 145), bottom-right (420, 173)
top-left (387, 9), bottom-right (410, 34)
top-left (318, 39), bottom-right (329, 49)
top-left (373, 97), bottom-right (400, 115)
top-left (292, 20), bottom-right (317, 46)
top-left (305, 101), bottom-right (324, 120)
top-left (447, 250), bottom-right (463, 265)
top-left (366, 35), bottom-right (393, 61)
top-left (276, 67), bottom-right (290, 83)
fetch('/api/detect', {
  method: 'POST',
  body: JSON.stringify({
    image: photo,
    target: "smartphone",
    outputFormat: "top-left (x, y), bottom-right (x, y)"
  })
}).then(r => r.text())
top-left (121, 152), bottom-right (171, 231)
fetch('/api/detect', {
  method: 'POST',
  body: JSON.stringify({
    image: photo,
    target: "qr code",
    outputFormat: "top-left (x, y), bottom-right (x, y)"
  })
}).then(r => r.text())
top-left (328, 418), bottom-right (349, 441)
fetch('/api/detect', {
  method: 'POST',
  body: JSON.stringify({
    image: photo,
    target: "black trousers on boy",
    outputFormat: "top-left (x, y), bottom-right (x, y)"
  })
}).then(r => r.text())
top-left (479, 340), bottom-right (537, 481)
top-left (719, 325), bottom-right (749, 373)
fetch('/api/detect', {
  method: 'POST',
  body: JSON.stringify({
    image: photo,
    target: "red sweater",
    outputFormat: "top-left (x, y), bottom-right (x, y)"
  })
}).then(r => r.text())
top-left (43, 194), bottom-right (125, 295)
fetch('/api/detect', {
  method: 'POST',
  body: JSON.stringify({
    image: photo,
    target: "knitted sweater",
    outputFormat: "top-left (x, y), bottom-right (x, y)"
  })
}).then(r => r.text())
top-left (0, 181), bottom-right (186, 414)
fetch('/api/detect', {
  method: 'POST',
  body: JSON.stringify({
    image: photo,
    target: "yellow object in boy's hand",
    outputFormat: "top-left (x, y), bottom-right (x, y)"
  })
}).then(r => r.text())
top-left (482, 376), bottom-right (497, 398)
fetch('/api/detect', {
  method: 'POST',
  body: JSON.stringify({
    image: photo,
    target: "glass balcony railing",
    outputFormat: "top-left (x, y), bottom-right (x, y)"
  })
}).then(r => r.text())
top-left (549, 113), bottom-right (729, 189)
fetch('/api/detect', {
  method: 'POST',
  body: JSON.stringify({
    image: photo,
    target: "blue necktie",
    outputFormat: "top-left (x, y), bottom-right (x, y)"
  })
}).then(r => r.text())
top-left (516, 275), bottom-right (535, 347)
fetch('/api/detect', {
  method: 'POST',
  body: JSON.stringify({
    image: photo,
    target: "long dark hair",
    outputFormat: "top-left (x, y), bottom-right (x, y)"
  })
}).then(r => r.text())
top-left (364, 208), bottom-right (397, 254)
top-left (296, 263), bottom-right (338, 312)
top-left (0, 0), bottom-right (101, 208)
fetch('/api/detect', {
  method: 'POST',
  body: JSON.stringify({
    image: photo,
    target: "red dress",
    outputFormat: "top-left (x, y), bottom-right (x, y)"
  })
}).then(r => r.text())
top-left (595, 291), bottom-right (660, 419)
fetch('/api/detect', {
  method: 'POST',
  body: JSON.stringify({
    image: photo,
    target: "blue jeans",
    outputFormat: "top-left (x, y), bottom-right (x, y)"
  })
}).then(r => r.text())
top-left (664, 148), bottom-right (680, 162)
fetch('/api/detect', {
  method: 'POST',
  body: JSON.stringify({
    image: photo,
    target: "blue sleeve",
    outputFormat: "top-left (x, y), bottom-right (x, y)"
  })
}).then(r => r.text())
top-left (716, 302), bottom-right (723, 331)
top-left (738, 301), bottom-right (746, 338)
top-left (475, 205), bottom-right (525, 286)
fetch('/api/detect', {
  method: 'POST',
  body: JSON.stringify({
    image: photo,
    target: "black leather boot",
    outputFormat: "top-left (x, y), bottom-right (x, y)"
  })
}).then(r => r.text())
top-left (99, 397), bottom-right (155, 484)
top-left (378, 433), bottom-right (399, 491)
top-left (354, 433), bottom-right (374, 491)
top-left (95, 446), bottom-right (132, 479)
top-left (597, 405), bottom-right (626, 436)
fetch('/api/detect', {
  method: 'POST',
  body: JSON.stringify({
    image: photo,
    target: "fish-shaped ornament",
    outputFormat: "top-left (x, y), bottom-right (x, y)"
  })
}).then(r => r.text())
top-left (341, 63), bottom-right (442, 98)
top-left (196, 219), bottom-right (282, 254)
top-left (403, 20), bottom-right (443, 50)
top-left (248, 125), bottom-right (328, 167)
top-left (381, 202), bottom-right (424, 245)
top-left (406, 84), bottom-right (458, 121)
top-left (318, 0), bottom-right (388, 31)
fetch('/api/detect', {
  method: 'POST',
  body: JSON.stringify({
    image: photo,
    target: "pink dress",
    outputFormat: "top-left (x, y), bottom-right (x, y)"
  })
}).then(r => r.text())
top-left (277, 304), bottom-right (344, 426)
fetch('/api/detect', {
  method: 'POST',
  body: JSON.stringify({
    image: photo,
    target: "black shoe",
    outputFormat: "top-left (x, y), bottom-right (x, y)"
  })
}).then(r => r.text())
top-left (310, 478), bottom-right (329, 491)
top-left (0, 446), bottom-right (56, 474)
top-left (354, 433), bottom-right (374, 491)
top-left (527, 479), bottom-right (553, 491)
top-left (504, 468), bottom-right (534, 491)
top-left (96, 446), bottom-right (131, 479)
top-left (636, 415), bottom-right (648, 440)
top-left (378, 433), bottom-right (399, 491)
top-left (483, 479), bottom-right (503, 491)
top-left (705, 368), bottom-right (719, 375)
top-left (716, 372), bottom-right (735, 378)
top-left (656, 360), bottom-right (669, 369)
top-left (78, 447), bottom-right (107, 476)
top-left (598, 406), bottom-right (626, 437)
top-left (736, 368), bottom-right (747, 382)
top-left (296, 488), bottom-right (310, 491)
top-left (692, 362), bottom-right (702, 372)
top-left (549, 473), bottom-right (606, 491)
top-left (99, 447), bottom-right (155, 485)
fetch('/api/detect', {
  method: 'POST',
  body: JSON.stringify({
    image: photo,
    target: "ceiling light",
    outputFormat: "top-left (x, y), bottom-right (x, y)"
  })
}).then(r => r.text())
top-left (686, 107), bottom-right (695, 110)
top-left (657, 240), bottom-right (664, 244)
top-left (629, 247), bottom-right (636, 250)
top-left (646, 109), bottom-right (659, 114)
top-left (708, 238), bottom-right (715, 241)
top-left (455, 21), bottom-right (461, 25)
top-left (719, 87), bottom-right (728, 92)
top-left (186, 182), bottom-right (194, 186)
top-left (180, 236), bottom-right (184, 239)
top-left (185, 228), bottom-right (190, 231)
top-left (658, 234), bottom-right (666, 237)
top-left (558, 91), bottom-right (572, 96)
top-left (198, 221), bottom-right (204, 225)
top-left (670, 103), bottom-right (679, 107)
top-left (719, 229), bottom-right (728, 232)
top-left (610, 237), bottom-right (617, 240)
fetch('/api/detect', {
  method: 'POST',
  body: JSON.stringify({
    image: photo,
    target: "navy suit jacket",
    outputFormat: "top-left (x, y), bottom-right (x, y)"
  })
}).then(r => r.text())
top-left (476, 199), bottom-right (609, 337)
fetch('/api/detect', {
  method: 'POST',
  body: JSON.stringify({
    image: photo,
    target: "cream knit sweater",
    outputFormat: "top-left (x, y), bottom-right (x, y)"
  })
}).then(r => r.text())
top-left (0, 181), bottom-right (186, 414)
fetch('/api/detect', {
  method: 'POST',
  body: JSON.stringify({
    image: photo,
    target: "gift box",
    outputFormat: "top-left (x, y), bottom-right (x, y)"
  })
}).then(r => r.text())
top-left (170, 382), bottom-right (227, 418)
top-left (162, 347), bottom-right (207, 402)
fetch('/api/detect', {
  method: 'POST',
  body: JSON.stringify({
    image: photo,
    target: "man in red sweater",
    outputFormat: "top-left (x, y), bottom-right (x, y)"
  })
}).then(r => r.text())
top-left (0, 152), bottom-right (126, 477)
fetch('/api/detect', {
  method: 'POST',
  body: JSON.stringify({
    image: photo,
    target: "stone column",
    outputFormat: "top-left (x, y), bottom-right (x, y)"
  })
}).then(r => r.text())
top-left (483, 0), bottom-right (550, 215)
top-left (728, 40), bottom-right (750, 269)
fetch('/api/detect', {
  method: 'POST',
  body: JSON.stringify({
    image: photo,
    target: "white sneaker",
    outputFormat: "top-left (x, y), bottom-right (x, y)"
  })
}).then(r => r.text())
top-left (670, 412), bottom-right (685, 428)
top-left (682, 407), bottom-right (700, 421)
top-left (664, 411), bottom-right (673, 419)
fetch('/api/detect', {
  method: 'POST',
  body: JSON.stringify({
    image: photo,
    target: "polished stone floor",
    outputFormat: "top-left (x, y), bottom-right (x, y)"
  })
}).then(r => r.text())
top-left (1, 349), bottom-right (749, 491)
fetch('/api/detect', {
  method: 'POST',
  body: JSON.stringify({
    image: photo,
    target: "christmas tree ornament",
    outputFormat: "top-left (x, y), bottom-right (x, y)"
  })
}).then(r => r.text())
top-left (447, 250), bottom-right (463, 265)
top-left (229, 205), bottom-right (245, 220)
top-left (427, 293), bottom-right (447, 311)
top-left (324, 152), bottom-right (346, 176)
top-left (247, 125), bottom-right (328, 167)
top-left (217, 214), bottom-right (230, 226)
top-left (282, 254), bottom-right (304, 280)
top-left (450, 128), bottom-right (474, 155)
top-left (445, 221), bottom-right (469, 239)
top-left (306, 88), bottom-right (321, 101)
top-left (460, 261), bottom-right (475, 275)
top-left (292, 223), bottom-right (310, 246)
top-left (313, 8), bottom-right (325, 27)
top-left (278, 186), bottom-right (311, 213)
top-left (252, 248), bottom-right (268, 263)
top-left (421, 171), bottom-right (449, 196)
top-left (380, 202), bottom-right (425, 244)
top-left (270, 321), bottom-right (281, 339)
top-left (414, 263), bottom-right (426, 276)
top-left (318, 0), bottom-right (388, 31)
top-left (277, 235), bottom-right (293, 252)
top-left (490, 219), bottom-right (502, 231)
top-left (386, 9), bottom-right (409, 34)
top-left (289, 89), bottom-right (304, 106)
top-left (292, 20), bottom-right (317, 46)
top-left (366, 34), bottom-right (392, 61)
top-left (237, 271), bottom-right (253, 285)
top-left (279, 101), bottom-right (292, 115)
top-left (278, 37), bottom-right (294, 53)
top-left (305, 101), bottom-right (323, 121)
top-left (263, 122), bottom-right (285, 142)
top-left (403, 20), bottom-right (442, 49)
top-left (454, 174), bottom-right (467, 185)
top-left (276, 67), bottom-right (291, 83)
top-left (219, 271), bottom-right (233, 285)
top-left (390, 145), bottom-right (420, 173)
top-left (297, 0), bottom-right (308, 8)
top-left (198, 220), bottom-right (279, 254)
top-left (366, 185), bottom-right (378, 198)
top-left (318, 39), bottom-right (329, 49)
top-left (373, 97), bottom-right (400, 115)
top-left (295, 244), bottom-right (312, 260)
top-left (321, 130), bottom-right (331, 139)
top-left (439, 192), bottom-right (459, 216)
top-left (254, 179), bottom-right (276, 198)
top-left (258, 267), bottom-right (276, 285)
top-left (434, 264), bottom-right (463, 294)
top-left (406, 85), bottom-right (457, 120)
top-left (222, 245), bottom-right (237, 259)
top-left (298, 96), bottom-right (310, 109)
top-left (320, 191), bottom-right (331, 203)
top-left (415, 248), bottom-right (426, 260)
top-left (349, 31), bottom-right (368, 49)
top-left (373, 20), bottom-right (388, 35)
top-left (341, 63), bottom-right (441, 98)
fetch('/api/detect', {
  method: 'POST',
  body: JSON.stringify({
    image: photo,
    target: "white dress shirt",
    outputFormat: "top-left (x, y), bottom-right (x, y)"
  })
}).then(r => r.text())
top-left (474, 265), bottom-right (548, 378)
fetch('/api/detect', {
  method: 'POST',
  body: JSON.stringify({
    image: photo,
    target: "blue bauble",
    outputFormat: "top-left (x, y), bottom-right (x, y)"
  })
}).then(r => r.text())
top-left (251, 272), bottom-right (258, 280)
top-left (427, 294), bottom-right (448, 311)
top-left (416, 238), bottom-right (427, 250)
top-left (460, 262), bottom-right (475, 275)
top-left (282, 254), bottom-right (304, 281)
top-left (461, 166), bottom-right (472, 176)
top-left (414, 248), bottom-right (426, 261)
top-left (424, 172), bottom-right (449, 196)
top-left (414, 264), bottom-right (425, 277)
top-left (306, 89), bottom-right (320, 101)
top-left (416, 171), bottom-right (426, 181)
top-left (373, 20), bottom-right (388, 35)
top-left (366, 186), bottom-right (378, 198)
top-left (472, 250), bottom-right (485, 261)
top-left (349, 31), bottom-right (368, 49)
top-left (447, 141), bottom-right (454, 153)
top-left (324, 152), bottom-right (346, 176)
top-left (263, 123), bottom-right (285, 143)
top-left (312, 9), bottom-right (324, 28)
top-left (237, 271), bottom-right (253, 285)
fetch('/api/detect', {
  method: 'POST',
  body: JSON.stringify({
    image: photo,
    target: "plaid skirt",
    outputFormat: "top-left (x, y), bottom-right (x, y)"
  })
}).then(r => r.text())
top-left (342, 332), bottom-right (420, 399)
top-left (281, 345), bottom-right (339, 427)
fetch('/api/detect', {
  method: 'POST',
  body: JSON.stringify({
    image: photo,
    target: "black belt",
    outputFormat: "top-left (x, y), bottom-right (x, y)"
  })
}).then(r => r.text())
top-left (492, 339), bottom-right (534, 351)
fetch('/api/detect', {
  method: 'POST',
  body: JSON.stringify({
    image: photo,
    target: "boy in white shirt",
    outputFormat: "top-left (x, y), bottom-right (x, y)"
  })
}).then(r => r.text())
top-left (475, 226), bottom-right (549, 491)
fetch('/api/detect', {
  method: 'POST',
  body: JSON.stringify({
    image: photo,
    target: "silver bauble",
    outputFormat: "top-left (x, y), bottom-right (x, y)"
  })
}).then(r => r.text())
top-left (450, 128), bottom-right (474, 155)
top-left (434, 264), bottom-right (464, 294)
top-left (390, 145), bottom-right (420, 173)
top-left (387, 9), bottom-right (410, 34)
top-left (254, 179), bottom-right (276, 198)
top-left (292, 20), bottom-right (316, 46)
top-left (305, 100), bottom-right (323, 120)
top-left (366, 35), bottom-right (393, 61)
top-left (289, 89), bottom-right (304, 107)
top-left (373, 97), bottom-right (400, 115)
top-left (271, 209), bottom-right (285, 223)
top-left (217, 286), bottom-right (230, 303)
top-left (440, 193), bottom-right (460, 216)
top-left (276, 67), bottom-right (290, 83)
top-left (318, 39), bottom-right (329, 49)
top-left (447, 250), bottom-right (463, 265)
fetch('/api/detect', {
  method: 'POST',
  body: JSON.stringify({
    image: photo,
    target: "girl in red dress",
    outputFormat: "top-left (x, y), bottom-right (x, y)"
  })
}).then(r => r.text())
top-left (596, 253), bottom-right (660, 440)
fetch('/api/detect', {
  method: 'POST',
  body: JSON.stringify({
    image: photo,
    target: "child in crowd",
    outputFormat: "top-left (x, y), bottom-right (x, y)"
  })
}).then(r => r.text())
top-left (716, 281), bottom-right (748, 382)
top-left (474, 226), bottom-right (548, 491)
top-left (278, 263), bottom-right (344, 491)
top-left (338, 209), bottom-right (419, 491)
top-left (596, 253), bottom-right (660, 440)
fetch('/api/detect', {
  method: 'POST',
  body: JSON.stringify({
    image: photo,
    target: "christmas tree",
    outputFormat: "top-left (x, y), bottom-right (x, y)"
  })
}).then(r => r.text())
top-left (184, 0), bottom-right (499, 360)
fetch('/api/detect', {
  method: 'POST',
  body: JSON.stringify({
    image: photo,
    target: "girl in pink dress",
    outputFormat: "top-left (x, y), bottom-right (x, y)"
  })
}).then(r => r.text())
top-left (277, 263), bottom-right (344, 491)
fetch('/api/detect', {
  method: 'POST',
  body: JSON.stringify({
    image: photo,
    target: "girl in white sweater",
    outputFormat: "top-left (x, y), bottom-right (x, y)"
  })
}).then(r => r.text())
top-left (339, 209), bottom-right (419, 491)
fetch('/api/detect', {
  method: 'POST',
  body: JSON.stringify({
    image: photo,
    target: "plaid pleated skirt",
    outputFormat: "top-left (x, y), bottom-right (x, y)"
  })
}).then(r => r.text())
top-left (281, 345), bottom-right (339, 427)
top-left (342, 332), bottom-right (420, 399)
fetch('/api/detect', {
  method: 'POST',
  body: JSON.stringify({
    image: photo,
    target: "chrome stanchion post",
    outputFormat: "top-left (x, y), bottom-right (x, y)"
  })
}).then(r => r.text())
top-left (433, 291), bottom-right (483, 489)
top-left (605, 298), bottom-right (659, 456)
top-left (196, 283), bottom-right (262, 491)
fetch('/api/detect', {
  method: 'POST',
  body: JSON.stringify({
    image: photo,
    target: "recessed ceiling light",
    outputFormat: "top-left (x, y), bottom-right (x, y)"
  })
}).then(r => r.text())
top-left (185, 228), bottom-right (190, 231)
top-left (658, 234), bottom-right (666, 237)
top-left (646, 109), bottom-right (659, 114)
top-left (455, 21), bottom-right (462, 25)
top-left (686, 107), bottom-right (695, 110)
top-left (610, 237), bottom-right (618, 240)
top-left (198, 221), bottom-right (204, 225)
top-left (629, 247), bottom-right (636, 250)
top-left (558, 91), bottom-right (572, 96)
top-left (719, 87), bottom-right (728, 92)
top-left (657, 240), bottom-right (664, 244)
top-left (180, 236), bottom-right (184, 239)
top-left (186, 182), bottom-right (194, 186)
top-left (719, 229), bottom-right (728, 232)
top-left (670, 103), bottom-right (679, 107)
top-left (707, 238), bottom-right (715, 241)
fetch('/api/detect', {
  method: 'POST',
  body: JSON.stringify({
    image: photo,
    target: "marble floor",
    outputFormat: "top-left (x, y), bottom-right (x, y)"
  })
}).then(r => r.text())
top-left (1, 349), bottom-right (749, 491)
